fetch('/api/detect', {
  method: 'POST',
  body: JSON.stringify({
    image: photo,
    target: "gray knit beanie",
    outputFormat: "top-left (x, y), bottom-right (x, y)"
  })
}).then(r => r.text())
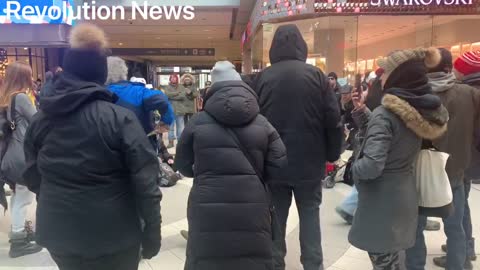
top-left (211, 61), bottom-right (241, 84)
top-left (378, 48), bottom-right (441, 75)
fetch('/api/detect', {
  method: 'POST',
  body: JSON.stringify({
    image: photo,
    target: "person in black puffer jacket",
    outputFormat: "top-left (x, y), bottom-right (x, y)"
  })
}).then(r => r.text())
top-left (175, 61), bottom-right (287, 270)
top-left (23, 24), bottom-right (162, 270)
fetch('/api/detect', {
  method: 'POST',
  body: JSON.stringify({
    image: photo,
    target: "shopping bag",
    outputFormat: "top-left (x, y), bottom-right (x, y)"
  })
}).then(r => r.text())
top-left (157, 159), bottom-right (181, 187)
top-left (415, 149), bottom-right (453, 217)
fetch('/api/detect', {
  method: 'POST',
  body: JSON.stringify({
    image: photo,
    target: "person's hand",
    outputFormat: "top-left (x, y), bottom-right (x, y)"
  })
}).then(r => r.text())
top-left (167, 159), bottom-right (174, 165)
top-left (351, 89), bottom-right (365, 110)
top-left (155, 123), bottom-right (170, 134)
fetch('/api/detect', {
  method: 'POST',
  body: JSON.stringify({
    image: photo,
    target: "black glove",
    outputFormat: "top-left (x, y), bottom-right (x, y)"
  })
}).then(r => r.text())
top-left (141, 227), bottom-right (161, 259)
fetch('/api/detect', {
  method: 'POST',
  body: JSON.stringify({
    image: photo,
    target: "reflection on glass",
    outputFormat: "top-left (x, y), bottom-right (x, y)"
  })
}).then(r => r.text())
top-left (254, 14), bottom-right (480, 76)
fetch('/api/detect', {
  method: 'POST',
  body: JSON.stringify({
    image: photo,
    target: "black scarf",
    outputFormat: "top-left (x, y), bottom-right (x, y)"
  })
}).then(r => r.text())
top-left (385, 85), bottom-right (441, 111)
top-left (384, 59), bottom-right (442, 111)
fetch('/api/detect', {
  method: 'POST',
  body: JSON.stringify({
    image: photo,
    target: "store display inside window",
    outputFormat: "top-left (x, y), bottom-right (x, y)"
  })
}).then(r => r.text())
top-left (0, 48), bottom-right (7, 77)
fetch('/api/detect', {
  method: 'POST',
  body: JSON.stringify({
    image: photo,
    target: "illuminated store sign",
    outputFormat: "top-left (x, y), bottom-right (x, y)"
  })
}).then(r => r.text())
top-left (314, 0), bottom-right (479, 13)
top-left (370, 0), bottom-right (472, 6)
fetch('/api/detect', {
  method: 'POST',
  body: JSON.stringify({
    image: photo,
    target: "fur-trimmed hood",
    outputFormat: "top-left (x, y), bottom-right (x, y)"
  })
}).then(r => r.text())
top-left (180, 74), bottom-right (196, 85)
top-left (382, 94), bottom-right (448, 140)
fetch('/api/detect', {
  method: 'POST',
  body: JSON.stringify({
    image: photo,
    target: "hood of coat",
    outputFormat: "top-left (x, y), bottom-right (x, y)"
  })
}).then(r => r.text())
top-left (40, 73), bottom-right (117, 116)
top-left (204, 80), bottom-right (259, 126)
top-left (269, 24), bottom-right (308, 64)
top-left (180, 73), bottom-right (196, 86)
top-left (428, 72), bottom-right (456, 93)
top-left (382, 94), bottom-right (448, 140)
top-left (463, 72), bottom-right (480, 87)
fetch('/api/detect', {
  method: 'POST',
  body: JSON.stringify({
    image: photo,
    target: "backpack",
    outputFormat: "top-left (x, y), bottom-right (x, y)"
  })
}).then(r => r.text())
top-left (157, 158), bottom-right (181, 187)
top-left (0, 94), bottom-right (18, 185)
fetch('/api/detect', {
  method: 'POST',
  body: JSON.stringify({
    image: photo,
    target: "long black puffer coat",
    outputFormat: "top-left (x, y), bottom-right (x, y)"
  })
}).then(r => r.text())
top-left (175, 80), bottom-right (287, 270)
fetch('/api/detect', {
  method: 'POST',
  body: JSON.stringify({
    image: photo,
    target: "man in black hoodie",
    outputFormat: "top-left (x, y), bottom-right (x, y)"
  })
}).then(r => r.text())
top-left (255, 24), bottom-right (342, 270)
top-left (23, 24), bottom-right (161, 270)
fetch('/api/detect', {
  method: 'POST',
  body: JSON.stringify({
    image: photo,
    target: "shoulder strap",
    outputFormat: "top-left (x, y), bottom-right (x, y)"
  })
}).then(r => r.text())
top-left (7, 94), bottom-right (18, 130)
top-left (203, 112), bottom-right (267, 187)
top-left (224, 127), bottom-right (266, 187)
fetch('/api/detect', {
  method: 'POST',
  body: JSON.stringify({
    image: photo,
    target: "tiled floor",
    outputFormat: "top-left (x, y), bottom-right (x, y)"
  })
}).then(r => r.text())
top-left (0, 180), bottom-right (479, 270)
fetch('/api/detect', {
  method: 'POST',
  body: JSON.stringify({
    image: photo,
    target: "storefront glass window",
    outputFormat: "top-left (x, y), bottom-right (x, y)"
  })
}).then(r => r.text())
top-left (432, 15), bottom-right (480, 61)
top-left (357, 15), bottom-right (433, 78)
top-left (258, 14), bottom-right (480, 80)
top-left (0, 47), bottom-right (46, 80)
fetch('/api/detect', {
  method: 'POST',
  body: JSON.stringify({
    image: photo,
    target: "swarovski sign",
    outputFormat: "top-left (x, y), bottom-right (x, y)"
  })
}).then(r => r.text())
top-left (371, 0), bottom-right (472, 6)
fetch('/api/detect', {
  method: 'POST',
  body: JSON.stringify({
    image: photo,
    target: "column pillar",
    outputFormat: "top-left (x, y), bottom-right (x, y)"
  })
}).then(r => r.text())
top-left (314, 29), bottom-right (345, 76)
top-left (242, 48), bottom-right (253, 74)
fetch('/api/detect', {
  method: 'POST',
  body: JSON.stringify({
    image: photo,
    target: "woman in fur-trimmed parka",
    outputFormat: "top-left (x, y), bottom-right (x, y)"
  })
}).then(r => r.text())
top-left (348, 48), bottom-right (449, 269)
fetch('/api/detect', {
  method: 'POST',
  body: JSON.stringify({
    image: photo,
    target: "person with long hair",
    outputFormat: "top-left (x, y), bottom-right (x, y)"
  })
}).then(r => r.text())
top-left (0, 62), bottom-right (41, 258)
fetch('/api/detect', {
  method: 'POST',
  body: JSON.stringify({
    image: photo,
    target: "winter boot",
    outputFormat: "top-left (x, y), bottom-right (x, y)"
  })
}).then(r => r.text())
top-left (467, 238), bottom-right (477, 261)
top-left (335, 206), bottom-right (353, 225)
top-left (167, 140), bottom-right (175, 149)
top-left (180, 230), bottom-right (188, 240)
top-left (442, 240), bottom-right (477, 261)
top-left (433, 255), bottom-right (474, 269)
top-left (425, 219), bottom-right (440, 231)
top-left (9, 231), bottom-right (42, 258)
top-left (24, 221), bottom-right (35, 242)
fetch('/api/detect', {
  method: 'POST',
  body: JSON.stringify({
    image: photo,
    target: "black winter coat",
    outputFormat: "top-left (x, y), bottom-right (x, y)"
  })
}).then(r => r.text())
top-left (23, 73), bottom-right (162, 258)
top-left (255, 24), bottom-right (342, 184)
top-left (175, 80), bottom-right (287, 270)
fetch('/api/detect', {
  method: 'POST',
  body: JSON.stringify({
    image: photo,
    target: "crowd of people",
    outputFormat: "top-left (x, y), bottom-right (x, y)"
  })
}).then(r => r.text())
top-left (0, 21), bottom-right (478, 270)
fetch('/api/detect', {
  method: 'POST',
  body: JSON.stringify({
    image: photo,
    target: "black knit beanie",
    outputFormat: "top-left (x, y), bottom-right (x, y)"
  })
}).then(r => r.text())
top-left (384, 60), bottom-right (429, 90)
top-left (63, 24), bottom-right (108, 85)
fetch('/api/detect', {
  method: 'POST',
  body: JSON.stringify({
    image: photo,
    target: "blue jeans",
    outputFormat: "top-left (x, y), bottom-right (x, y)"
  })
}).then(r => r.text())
top-left (463, 179), bottom-right (475, 258)
top-left (406, 184), bottom-right (466, 270)
top-left (339, 185), bottom-right (358, 216)
top-left (168, 115), bottom-right (185, 141)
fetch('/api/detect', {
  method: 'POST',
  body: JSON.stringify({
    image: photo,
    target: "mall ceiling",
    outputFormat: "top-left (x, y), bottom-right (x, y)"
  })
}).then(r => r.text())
top-left (89, 0), bottom-right (256, 66)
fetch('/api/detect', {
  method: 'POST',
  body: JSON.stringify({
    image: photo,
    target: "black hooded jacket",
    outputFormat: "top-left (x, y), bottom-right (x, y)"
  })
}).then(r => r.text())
top-left (255, 24), bottom-right (342, 184)
top-left (175, 80), bottom-right (287, 270)
top-left (23, 73), bottom-right (162, 257)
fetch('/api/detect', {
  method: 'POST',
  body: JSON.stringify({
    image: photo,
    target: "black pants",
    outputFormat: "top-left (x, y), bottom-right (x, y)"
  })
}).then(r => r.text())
top-left (270, 181), bottom-right (323, 270)
top-left (369, 252), bottom-right (404, 270)
top-left (49, 245), bottom-right (140, 270)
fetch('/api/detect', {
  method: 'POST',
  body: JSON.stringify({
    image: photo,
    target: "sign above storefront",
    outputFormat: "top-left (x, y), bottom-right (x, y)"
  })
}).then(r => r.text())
top-left (112, 48), bottom-right (215, 56)
top-left (314, 0), bottom-right (479, 14)
top-left (370, 0), bottom-right (472, 6)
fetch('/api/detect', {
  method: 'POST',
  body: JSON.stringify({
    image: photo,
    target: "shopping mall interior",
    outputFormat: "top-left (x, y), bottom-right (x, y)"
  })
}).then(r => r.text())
top-left (0, 0), bottom-right (480, 269)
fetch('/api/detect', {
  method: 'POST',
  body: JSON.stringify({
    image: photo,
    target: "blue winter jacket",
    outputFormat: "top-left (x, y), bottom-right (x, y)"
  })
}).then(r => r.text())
top-left (107, 81), bottom-right (174, 133)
